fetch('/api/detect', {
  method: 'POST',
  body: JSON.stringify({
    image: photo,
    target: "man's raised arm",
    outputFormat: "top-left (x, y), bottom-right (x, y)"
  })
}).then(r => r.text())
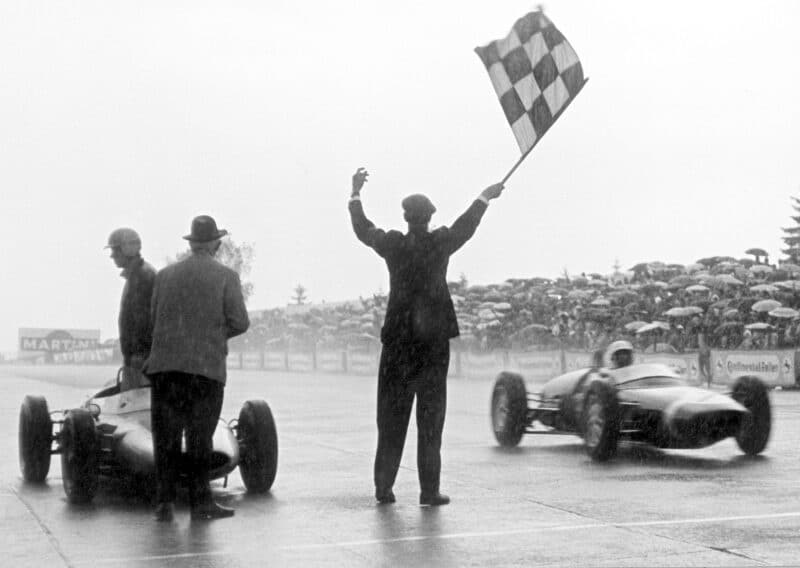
top-left (348, 167), bottom-right (392, 256)
top-left (446, 182), bottom-right (505, 254)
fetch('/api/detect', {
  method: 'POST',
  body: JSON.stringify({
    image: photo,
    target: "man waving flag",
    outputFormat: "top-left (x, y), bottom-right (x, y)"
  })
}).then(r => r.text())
top-left (475, 10), bottom-right (587, 178)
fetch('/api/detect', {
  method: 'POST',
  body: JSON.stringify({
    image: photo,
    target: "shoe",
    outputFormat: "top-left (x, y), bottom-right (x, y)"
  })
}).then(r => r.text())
top-left (375, 488), bottom-right (396, 504)
top-left (191, 501), bottom-right (235, 521)
top-left (154, 502), bottom-right (174, 522)
top-left (419, 492), bottom-right (450, 506)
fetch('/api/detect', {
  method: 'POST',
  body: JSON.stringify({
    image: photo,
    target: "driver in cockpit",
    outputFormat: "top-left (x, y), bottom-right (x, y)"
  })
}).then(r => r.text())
top-left (605, 340), bottom-right (634, 369)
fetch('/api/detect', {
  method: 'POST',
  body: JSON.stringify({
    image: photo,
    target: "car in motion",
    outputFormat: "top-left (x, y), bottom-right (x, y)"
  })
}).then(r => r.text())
top-left (490, 362), bottom-right (771, 461)
top-left (18, 369), bottom-right (278, 503)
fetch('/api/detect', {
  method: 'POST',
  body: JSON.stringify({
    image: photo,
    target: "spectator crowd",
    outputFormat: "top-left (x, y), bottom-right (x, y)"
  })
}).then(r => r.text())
top-left (230, 255), bottom-right (800, 355)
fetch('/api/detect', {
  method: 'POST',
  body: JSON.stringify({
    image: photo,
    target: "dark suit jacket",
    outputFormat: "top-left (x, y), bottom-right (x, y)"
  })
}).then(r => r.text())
top-left (349, 198), bottom-right (488, 345)
top-left (144, 252), bottom-right (249, 384)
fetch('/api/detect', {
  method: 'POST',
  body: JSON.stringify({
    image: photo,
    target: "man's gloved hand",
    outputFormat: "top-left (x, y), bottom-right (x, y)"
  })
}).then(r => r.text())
top-left (480, 183), bottom-right (505, 201)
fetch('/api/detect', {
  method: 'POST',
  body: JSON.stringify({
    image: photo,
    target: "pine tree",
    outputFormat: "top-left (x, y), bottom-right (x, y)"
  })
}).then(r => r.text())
top-left (782, 195), bottom-right (800, 262)
top-left (292, 284), bottom-right (308, 305)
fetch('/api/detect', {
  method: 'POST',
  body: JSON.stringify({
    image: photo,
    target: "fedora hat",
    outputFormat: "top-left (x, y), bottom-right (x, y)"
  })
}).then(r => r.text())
top-left (183, 215), bottom-right (228, 242)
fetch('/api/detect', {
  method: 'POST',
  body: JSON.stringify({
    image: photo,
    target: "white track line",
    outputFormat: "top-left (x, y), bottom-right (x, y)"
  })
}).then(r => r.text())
top-left (282, 511), bottom-right (800, 551)
top-left (81, 511), bottom-right (800, 564)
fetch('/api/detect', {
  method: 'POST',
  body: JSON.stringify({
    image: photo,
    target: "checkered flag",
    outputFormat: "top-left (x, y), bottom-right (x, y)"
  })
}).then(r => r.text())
top-left (475, 11), bottom-right (587, 158)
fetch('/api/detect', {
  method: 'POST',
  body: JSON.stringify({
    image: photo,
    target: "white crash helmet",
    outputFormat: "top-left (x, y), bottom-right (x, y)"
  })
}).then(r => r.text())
top-left (605, 340), bottom-right (634, 368)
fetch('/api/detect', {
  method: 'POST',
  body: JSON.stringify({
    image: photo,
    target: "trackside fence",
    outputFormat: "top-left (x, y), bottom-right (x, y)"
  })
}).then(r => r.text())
top-left (227, 347), bottom-right (800, 388)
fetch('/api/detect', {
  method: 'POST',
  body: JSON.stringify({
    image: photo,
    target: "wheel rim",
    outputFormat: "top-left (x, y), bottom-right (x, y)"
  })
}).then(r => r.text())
top-left (585, 397), bottom-right (604, 448)
top-left (493, 387), bottom-right (509, 431)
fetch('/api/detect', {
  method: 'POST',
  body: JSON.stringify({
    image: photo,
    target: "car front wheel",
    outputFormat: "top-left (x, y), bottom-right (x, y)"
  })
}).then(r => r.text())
top-left (61, 409), bottom-right (98, 504)
top-left (237, 400), bottom-right (278, 493)
top-left (582, 381), bottom-right (620, 462)
top-left (491, 372), bottom-right (528, 447)
top-left (19, 395), bottom-right (53, 483)
top-left (731, 375), bottom-right (771, 455)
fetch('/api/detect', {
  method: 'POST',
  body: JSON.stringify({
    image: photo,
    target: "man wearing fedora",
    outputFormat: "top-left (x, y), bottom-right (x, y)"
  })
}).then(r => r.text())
top-left (348, 167), bottom-right (504, 506)
top-left (145, 215), bottom-right (250, 522)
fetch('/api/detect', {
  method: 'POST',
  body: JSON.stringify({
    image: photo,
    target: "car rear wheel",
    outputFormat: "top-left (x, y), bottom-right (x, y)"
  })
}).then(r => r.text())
top-left (237, 400), bottom-right (278, 493)
top-left (491, 372), bottom-right (527, 447)
top-left (19, 395), bottom-right (53, 482)
top-left (731, 375), bottom-right (771, 455)
top-left (582, 381), bottom-right (620, 462)
top-left (61, 409), bottom-right (99, 503)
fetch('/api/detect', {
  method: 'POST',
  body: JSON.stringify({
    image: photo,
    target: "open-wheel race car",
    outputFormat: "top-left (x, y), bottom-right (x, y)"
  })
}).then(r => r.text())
top-left (18, 369), bottom-right (278, 503)
top-left (490, 362), bottom-right (771, 462)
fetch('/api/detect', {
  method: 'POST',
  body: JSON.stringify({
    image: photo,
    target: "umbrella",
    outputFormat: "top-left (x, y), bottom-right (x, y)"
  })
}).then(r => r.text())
top-left (663, 307), bottom-right (694, 317)
top-left (716, 274), bottom-right (744, 286)
top-left (668, 275), bottom-right (695, 289)
top-left (636, 321), bottom-right (671, 334)
top-left (685, 262), bottom-right (705, 273)
top-left (750, 265), bottom-right (774, 275)
top-left (567, 289), bottom-right (592, 299)
top-left (751, 299), bottom-right (782, 312)
top-left (745, 247), bottom-right (769, 258)
top-left (686, 284), bottom-right (710, 293)
top-left (590, 297), bottom-right (610, 307)
top-left (493, 302), bottom-right (512, 311)
top-left (624, 320), bottom-right (648, 332)
top-left (745, 322), bottom-right (775, 332)
top-left (775, 280), bottom-right (800, 291)
top-left (769, 307), bottom-right (800, 319)
top-left (723, 308), bottom-right (741, 320)
top-left (780, 262), bottom-right (800, 275)
top-left (750, 283), bottom-right (778, 293)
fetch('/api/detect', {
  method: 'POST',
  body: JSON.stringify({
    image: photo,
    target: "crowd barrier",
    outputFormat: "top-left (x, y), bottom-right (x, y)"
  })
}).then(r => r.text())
top-left (227, 346), bottom-right (800, 387)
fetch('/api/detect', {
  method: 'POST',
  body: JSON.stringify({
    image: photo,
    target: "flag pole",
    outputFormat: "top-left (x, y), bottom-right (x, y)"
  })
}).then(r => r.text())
top-left (501, 147), bottom-right (534, 184)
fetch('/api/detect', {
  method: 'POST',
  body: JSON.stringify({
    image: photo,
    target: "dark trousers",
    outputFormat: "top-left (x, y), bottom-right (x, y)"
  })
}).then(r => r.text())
top-left (374, 339), bottom-right (449, 495)
top-left (150, 372), bottom-right (224, 506)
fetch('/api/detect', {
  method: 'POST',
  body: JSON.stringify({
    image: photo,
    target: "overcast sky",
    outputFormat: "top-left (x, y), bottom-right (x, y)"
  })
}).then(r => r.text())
top-left (1, 0), bottom-right (799, 352)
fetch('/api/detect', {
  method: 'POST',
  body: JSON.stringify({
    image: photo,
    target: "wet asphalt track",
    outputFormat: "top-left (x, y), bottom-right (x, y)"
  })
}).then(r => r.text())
top-left (2, 364), bottom-right (800, 567)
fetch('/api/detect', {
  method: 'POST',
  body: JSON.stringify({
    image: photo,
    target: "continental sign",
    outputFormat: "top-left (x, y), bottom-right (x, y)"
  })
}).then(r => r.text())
top-left (710, 350), bottom-right (796, 387)
top-left (19, 328), bottom-right (101, 352)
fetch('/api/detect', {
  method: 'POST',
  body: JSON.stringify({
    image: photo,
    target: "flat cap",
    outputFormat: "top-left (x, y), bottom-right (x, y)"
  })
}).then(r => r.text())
top-left (401, 194), bottom-right (436, 222)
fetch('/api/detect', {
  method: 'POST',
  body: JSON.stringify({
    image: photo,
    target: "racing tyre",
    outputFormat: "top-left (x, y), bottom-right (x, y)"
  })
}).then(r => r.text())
top-left (582, 381), bottom-right (620, 462)
top-left (237, 400), bottom-right (278, 493)
top-left (731, 375), bottom-right (771, 455)
top-left (19, 395), bottom-right (52, 482)
top-left (491, 372), bottom-right (528, 447)
top-left (61, 409), bottom-right (98, 504)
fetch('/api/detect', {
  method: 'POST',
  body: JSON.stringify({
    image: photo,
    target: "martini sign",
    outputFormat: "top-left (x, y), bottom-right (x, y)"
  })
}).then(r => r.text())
top-left (19, 328), bottom-right (101, 353)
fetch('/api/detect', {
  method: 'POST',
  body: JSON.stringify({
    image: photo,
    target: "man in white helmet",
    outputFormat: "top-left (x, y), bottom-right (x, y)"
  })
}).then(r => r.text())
top-left (605, 340), bottom-right (634, 369)
top-left (105, 228), bottom-right (156, 385)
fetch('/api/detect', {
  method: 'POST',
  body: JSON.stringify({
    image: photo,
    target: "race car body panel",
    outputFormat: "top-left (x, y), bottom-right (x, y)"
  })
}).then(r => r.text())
top-left (84, 383), bottom-right (239, 479)
top-left (540, 369), bottom-right (589, 400)
top-left (529, 363), bottom-right (754, 450)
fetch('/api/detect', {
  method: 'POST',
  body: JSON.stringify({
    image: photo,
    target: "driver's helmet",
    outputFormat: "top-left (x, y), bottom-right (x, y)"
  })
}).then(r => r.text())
top-left (105, 227), bottom-right (141, 257)
top-left (605, 340), bottom-right (634, 369)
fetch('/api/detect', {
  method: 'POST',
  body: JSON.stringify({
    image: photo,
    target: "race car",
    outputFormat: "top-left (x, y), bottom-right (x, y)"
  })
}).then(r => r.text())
top-left (490, 360), bottom-right (771, 462)
top-left (18, 368), bottom-right (278, 503)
